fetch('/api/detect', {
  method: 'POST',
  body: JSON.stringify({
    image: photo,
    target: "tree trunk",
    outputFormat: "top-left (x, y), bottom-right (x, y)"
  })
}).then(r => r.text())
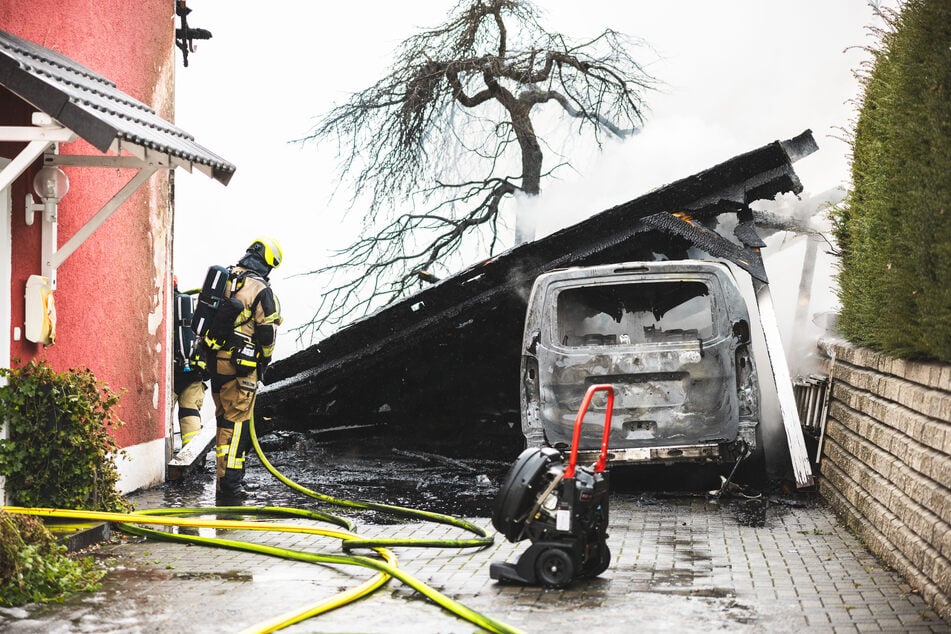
top-left (514, 110), bottom-right (543, 244)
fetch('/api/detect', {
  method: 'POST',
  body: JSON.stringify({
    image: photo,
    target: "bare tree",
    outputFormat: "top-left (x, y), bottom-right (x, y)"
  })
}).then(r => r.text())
top-left (296, 0), bottom-right (657, 341)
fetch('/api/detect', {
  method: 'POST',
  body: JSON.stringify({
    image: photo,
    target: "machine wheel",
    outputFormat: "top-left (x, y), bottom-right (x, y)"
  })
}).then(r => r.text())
top-left (577, 541), bottom-right (611, 579)
top-left (534, 548), bottom-right (575, 588)
top-left (590, 542), bottom-right (611, 577)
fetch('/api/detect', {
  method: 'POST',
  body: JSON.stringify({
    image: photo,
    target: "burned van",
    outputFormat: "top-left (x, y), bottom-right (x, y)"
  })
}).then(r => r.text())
top-left (520, 260), bottom-right (759, 466)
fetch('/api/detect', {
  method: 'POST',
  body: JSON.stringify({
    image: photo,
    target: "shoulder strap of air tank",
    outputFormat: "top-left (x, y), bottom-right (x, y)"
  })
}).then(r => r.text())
top-left (228, 267), bottom-right (266, 326)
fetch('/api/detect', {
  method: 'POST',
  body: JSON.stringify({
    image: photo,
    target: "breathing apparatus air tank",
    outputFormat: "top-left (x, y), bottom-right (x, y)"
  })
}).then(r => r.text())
top-left (192, 265), bottom-right (230, 340)
top-left (174, 290), bottom-right (197, 370)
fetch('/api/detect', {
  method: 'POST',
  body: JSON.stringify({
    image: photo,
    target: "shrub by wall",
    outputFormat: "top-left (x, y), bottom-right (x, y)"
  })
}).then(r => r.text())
top-left (832, 0), bottom-right (951, 362)
top-left (0, 360), bottom-right (130, 513)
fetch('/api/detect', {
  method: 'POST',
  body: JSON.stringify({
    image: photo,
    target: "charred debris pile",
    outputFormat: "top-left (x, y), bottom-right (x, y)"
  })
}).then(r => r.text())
top-left (259, 130), bottom-right (819, 454)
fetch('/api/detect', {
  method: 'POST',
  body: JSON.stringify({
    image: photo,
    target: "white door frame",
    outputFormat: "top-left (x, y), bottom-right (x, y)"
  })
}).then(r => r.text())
top-left (0, 156), bottom-right (11, 505)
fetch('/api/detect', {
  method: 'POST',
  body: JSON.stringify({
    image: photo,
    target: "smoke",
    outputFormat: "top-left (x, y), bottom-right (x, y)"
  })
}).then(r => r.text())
top-left (173, 1), bottom-right (875, 366)
top-left (757, 188), bottom-right (845, 378)
top-left (530, 116), bottom-right (748, 239)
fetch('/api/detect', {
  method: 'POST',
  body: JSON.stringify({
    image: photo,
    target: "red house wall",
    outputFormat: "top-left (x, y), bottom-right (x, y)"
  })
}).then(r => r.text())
top-left (1, 0), bottom-right (176, 453)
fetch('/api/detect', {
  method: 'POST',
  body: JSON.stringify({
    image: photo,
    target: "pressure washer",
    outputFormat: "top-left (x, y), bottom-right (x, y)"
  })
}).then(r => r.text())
top-left (490, 384), bottom-right (614, 588)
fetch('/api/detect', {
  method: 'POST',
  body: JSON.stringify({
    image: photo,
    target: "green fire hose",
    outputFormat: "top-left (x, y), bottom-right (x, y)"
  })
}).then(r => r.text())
top-left (3, 412), bottom-right (524, 634)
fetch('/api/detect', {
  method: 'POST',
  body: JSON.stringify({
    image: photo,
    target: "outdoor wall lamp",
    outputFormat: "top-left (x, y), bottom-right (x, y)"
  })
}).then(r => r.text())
top-left (25, 165), bottom-right (69, 226)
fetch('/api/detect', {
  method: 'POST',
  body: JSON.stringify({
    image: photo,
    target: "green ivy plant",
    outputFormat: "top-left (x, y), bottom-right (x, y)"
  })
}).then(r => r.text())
top-left (0, 360), bottom-right (131, 513)
top-left (0, 510), bottom-right (104, 607)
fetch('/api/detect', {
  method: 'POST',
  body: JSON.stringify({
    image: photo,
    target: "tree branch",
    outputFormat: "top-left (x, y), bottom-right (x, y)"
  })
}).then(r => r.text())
top-left (293, 0), bottom-right (658, 341)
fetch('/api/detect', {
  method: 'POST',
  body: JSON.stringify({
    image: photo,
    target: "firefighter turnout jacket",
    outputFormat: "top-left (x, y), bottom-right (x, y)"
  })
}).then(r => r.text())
top-left (221, 265), bottom-right (282, 376)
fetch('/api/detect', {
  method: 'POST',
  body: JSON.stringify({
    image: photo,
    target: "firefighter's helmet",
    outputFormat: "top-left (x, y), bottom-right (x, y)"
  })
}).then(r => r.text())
top-left (247, 236), bottom-right (282, 268)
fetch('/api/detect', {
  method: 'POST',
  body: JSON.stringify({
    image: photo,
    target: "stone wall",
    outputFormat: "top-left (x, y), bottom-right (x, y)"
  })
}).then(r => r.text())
top-left (817, 338), bottom-right (950, 622)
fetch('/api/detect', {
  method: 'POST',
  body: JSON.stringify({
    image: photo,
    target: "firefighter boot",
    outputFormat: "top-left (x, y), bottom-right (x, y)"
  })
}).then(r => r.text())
top-left (215, 423), bottom-right (249, 501)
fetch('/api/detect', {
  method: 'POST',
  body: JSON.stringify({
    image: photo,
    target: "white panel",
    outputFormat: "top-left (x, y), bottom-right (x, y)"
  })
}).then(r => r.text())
top-left (0, 157), bottom-right (10, 505)
top-left (0, 157), bottom-right (10, 367)
top-left (753, 279), bottom-right (815, 488)
top-left (114, 437), bottom-right (166, 494)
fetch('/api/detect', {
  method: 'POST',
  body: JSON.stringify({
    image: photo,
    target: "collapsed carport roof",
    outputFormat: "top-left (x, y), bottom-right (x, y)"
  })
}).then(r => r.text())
top-left (0, 29), bottom-right (234, 184)
top-left (260, 130), bottom-right (818, 436)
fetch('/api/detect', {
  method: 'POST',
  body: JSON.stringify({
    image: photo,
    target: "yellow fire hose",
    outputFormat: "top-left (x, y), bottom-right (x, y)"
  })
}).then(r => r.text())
top-left (247, 414), bottom-right (496, 550)
top-left (3, 412), bottom-right (525, 634)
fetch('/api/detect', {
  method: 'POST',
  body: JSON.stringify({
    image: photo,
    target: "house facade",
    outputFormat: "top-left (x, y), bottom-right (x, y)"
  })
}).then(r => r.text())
top-left (0, 0), bottom-right (233, 499)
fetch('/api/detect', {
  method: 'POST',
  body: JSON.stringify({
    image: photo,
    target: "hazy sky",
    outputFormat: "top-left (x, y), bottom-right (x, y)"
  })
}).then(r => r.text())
top-left (173, 1), bottom-right (883, 360)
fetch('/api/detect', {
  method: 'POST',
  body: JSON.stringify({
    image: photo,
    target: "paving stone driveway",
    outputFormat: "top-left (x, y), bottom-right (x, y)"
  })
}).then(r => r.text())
top-left (2, 492), bottom-right (947, 633)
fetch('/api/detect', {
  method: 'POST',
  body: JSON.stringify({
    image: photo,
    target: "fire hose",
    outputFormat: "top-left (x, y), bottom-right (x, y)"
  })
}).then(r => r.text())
top-left (3, 412), bottom-right (525, 634)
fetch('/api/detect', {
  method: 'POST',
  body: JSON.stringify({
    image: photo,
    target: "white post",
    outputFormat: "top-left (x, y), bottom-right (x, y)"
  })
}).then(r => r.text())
top-left (0, 158), bottom-right (11, 505)
top-left (791, 234), bottom-right (820, 369)
top-left (753, 278), bottom-right (815, 488)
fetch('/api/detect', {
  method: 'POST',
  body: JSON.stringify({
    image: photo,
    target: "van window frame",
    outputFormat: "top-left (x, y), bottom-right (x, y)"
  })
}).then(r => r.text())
top-left (546, 275), bottom-right (722, 351)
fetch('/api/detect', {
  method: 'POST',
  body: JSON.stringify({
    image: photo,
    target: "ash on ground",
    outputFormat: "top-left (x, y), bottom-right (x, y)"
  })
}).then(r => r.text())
top-left (140, 427), bottom-right (815, 531)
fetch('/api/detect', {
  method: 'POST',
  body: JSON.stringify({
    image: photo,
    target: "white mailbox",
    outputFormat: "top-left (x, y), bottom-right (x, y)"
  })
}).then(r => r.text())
top-left (25, 274), bottom-right (55, 345)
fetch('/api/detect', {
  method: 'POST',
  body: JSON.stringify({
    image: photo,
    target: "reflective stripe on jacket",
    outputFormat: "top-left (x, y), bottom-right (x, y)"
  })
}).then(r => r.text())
top-left (224, 266), bottom-right (282, 361)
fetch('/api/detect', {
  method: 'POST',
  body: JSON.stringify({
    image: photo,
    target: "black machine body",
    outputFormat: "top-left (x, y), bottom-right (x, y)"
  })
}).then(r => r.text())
top-left (490, 385), bottom-right (615, 588)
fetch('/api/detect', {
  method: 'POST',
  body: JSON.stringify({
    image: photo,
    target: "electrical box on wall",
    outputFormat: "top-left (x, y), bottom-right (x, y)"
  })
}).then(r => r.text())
top-left (25, 274), bottom-right (55, 344)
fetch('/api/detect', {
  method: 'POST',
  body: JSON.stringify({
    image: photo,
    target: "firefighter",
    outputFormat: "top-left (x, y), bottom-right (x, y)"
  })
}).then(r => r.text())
top-left (208, 237), bottom-right (283, 501)
top-left (172, 277), bottom-right (207, 449)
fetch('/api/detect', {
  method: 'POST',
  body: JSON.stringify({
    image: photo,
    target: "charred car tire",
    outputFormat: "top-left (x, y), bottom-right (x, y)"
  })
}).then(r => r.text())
top-left (491, 446), bottom-right (563, 542)
top-left (535, 547), bottom-right (574, 588)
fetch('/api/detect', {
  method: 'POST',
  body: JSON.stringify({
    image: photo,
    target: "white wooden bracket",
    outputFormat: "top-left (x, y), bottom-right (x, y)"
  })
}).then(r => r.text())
top-left (0, 113), bottom-right (77, 191)
top-left (44, 165), bottom-right (158, 288)
top-left (0, 114), bottom-right (169, 289)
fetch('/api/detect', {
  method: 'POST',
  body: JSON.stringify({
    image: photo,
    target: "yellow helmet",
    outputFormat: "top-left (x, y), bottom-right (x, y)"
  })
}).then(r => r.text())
top-left (248, 236), bottom-right (283, 268)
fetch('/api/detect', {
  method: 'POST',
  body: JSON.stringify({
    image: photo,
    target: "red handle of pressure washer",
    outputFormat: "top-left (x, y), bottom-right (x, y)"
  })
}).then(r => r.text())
top-left (563, 384), bottom-right (615, 479)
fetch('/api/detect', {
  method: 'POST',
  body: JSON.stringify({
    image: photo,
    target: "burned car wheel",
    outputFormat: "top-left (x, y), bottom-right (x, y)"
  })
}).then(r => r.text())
top-left (535, 547), bottom-right (574, 588)
top-left (491, 447), bottom-right (563, 542)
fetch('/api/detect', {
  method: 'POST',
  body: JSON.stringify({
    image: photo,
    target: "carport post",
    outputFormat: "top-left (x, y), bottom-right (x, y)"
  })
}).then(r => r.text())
top-left (753, 279), bottom-right (815, 488)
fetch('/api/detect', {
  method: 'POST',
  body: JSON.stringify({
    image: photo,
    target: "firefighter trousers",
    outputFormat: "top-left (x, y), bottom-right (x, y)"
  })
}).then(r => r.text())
top-left (176, 379), bottom-right (206, 446)
top-left (211, 356), bottom-right (258, 495)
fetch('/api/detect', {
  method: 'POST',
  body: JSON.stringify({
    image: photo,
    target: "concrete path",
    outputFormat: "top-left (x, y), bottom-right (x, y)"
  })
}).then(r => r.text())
top-left (1, 492), bottom-right (947, 633)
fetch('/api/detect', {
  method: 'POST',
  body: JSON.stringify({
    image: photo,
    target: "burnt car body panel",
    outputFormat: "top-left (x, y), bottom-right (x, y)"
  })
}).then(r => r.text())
top-left (521, 260), bottom-right (759, 465)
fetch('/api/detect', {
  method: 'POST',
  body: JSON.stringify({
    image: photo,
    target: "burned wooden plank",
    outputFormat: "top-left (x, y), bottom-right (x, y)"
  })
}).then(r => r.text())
top-left (734, 221), bottom-right (768, 249)
top-left (641, 211), bottom-right (768, 282)
top-left (260, 131), bottom-right (818, 444)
